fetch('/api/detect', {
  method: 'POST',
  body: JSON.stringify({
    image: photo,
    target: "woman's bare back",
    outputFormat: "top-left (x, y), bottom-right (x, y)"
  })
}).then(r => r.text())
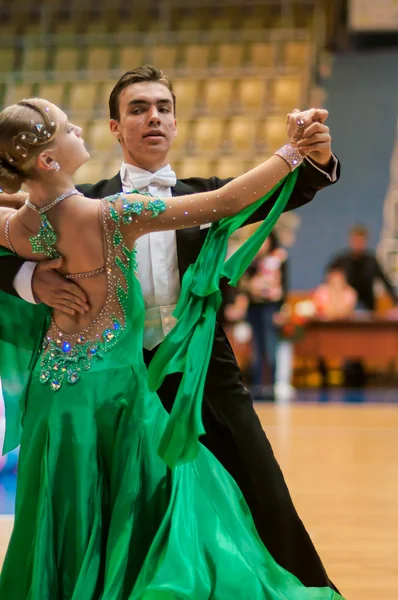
top-left (3, 194), bottom-right (111, 335)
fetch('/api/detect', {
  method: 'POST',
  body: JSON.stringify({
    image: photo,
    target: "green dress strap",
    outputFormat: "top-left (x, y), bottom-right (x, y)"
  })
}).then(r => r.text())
top-left (147, 170), bottom-right (299, 468)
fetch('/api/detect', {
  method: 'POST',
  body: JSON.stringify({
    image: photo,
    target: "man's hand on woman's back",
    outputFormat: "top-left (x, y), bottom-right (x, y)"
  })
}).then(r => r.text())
top-left (32, 258), bottom-right (90, 315)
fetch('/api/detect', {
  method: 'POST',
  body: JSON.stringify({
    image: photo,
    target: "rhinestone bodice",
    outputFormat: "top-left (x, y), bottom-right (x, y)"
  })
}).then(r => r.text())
top-left (26, 190), bottom-right (84, 259)
top-left (64, 265), bottom-right (106, 280)
top-left (38, 192), bottom-right (166, 391)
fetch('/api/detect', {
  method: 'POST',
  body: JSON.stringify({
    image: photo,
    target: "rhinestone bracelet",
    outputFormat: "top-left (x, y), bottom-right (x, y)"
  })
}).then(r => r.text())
top-left (274, 144), bottom-right (304, 171)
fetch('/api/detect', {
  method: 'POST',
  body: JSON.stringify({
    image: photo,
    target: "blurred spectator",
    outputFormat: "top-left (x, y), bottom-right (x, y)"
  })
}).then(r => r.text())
top-left (313, 264), bottom-right (357, 388)
top-left (326, 225), bottom-right (398, 388)
top-left (328, 225), bottom-right (397, 311)
top-left (239, 232), bottom-right (288, 392)
top-left (313, 264), bottom-right (357, 319)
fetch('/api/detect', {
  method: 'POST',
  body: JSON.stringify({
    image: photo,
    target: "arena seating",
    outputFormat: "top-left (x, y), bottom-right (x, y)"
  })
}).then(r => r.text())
top-left (0, 1), bottom-right (319, 183)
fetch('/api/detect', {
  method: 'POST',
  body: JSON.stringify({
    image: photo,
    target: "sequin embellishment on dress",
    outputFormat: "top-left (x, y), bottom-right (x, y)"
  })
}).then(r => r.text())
top-left (39, 192), bottom-right (166, 391)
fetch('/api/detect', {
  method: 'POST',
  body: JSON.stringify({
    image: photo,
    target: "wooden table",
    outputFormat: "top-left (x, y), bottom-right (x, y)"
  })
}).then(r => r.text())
top-left (294, 318), bottom-right (398, 366)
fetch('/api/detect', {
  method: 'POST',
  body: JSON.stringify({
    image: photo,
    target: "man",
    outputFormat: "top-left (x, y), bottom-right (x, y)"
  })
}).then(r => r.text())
top-left (328, 225), bottom-right (397, 388)
top-left (0, 66), bottom-right (340, 590)
top-left (329, 224), bottom-right (397, 310)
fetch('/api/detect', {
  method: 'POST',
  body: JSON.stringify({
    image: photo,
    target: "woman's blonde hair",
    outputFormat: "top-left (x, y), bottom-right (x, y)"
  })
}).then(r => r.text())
top-left (0, 98), bottom-right (59, 193)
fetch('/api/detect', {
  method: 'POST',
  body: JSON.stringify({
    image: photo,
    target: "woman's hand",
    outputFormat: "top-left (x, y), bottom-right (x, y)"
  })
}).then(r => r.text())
top-left (288, 108), bottom-right (332, 166)
top-left (224, 293), bottom-right (249, 322)
top-left (286, 109), bottom-right (311, 144)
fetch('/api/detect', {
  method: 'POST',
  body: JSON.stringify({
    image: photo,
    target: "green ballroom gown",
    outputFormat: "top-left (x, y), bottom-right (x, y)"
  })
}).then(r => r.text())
top-left (0, 175), bottom-right (344, 599)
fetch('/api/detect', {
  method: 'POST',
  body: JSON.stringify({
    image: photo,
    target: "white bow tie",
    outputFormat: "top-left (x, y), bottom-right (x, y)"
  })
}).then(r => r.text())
top-left (126, 170), bottom-right (177, 191)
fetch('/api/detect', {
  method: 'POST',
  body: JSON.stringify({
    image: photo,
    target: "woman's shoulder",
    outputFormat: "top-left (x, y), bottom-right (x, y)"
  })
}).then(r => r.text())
top-left (0, 206), bottom-right (15, 218)
top-left (73, 196), bottom-right (103, 228)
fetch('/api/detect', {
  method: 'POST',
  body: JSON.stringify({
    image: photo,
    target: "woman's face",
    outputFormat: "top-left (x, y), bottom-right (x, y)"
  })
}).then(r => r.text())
top-left (327, 270), bottom-right (346, 288)
top-left (46, 107), bottom-right (90, 175)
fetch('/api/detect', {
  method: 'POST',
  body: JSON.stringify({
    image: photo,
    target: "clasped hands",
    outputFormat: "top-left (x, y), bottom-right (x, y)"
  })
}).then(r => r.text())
top-left (286, 107), bottom-right (333, 167)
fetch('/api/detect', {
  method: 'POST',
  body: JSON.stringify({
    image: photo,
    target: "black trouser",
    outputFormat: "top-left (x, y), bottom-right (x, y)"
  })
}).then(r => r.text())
top-left (144, 323), bottom-right (339, 592)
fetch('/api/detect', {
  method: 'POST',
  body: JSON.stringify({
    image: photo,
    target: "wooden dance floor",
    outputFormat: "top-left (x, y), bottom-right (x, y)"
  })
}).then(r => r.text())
top-left (1, 403), bottom-right (398, 600)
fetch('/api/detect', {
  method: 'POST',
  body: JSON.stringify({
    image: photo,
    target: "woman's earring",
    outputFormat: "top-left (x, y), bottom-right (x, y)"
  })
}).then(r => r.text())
top-left (53, 162), bottom-right (60, 172)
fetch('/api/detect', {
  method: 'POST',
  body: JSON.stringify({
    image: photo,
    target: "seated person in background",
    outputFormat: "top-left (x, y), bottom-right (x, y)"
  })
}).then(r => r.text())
top-left (313, 263), bottom-right (357, 320)
top-left (313, 264), bottom-right (357, 388)
top-left (328, 224), bottom-right (397, 311)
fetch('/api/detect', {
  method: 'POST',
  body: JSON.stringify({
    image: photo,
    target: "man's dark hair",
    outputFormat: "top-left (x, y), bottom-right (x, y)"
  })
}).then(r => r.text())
top-left (349, 224), bottom-right (368, 238)
top-left (109, 65), bottom-right (176, 120)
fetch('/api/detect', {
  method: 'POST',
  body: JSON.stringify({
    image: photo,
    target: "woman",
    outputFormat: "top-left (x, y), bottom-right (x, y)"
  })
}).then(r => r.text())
top-left (313, 264), bottom-right (358, 388)
top-left (313, 263), bottom-right (357, 320)
top-left (0, 98), bottom-right (341, 599)
top-left (240, 231), bottom-right (287, 393)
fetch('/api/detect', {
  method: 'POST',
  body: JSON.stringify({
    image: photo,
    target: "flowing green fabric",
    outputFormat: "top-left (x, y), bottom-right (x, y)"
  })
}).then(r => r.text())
top-left (0, 185), bottom-right (344, 599)
top-left (147, 171), bottom-right (299, 468)
top-left (0, 246), bottom-right (50, 454)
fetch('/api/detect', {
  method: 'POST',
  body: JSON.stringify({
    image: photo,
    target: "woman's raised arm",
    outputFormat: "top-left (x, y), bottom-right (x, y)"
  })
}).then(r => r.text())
top-left (116, 111), bottom-right (311, 249)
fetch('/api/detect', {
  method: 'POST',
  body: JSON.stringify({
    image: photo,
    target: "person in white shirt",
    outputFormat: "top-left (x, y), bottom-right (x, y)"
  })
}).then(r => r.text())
top-left (0, 65), bottom-right (340, 592)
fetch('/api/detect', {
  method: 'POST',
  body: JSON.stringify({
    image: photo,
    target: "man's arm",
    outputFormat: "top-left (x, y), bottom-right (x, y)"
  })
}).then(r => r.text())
top-left (0, 255), bottom-right (25, 296)
top-left (0, 255), bottom-right (90, 314)
top-left (374, 257), bottom-right (398, 305)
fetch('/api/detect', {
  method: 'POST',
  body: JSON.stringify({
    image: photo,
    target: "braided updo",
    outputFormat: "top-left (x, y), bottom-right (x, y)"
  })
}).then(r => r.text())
top-left (0, 98), bottom-right (59, 193)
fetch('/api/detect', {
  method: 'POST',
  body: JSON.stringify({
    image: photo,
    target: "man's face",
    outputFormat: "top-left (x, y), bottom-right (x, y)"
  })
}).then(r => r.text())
top-left (349, 233), bottom-right (367, 253)
top-left (110, 81), bottom-right (177, 171)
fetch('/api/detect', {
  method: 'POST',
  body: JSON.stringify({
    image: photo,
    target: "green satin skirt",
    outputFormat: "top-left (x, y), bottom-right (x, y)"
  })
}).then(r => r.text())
top-left (0, 356), bottom-right (341, 600)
